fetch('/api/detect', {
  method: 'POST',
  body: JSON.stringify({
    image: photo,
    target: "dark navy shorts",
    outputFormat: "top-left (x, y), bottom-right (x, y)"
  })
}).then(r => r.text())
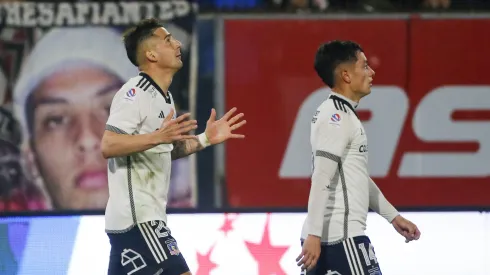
top-left (107, 220), bottom-right (189, 275)
top-left (302, 236), bottom-right (382, 275)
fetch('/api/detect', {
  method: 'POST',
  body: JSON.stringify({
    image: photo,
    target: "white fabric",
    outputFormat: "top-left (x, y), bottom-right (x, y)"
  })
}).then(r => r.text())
top-left (104, 74), bottom-right (176, 232)
top-left (301, 92), bottom-right (399, 244)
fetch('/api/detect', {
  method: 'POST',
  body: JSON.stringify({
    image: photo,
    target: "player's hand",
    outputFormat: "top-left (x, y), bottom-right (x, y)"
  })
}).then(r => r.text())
top-left (296, 234), bottom-right (321, 272)
top-left (391, 215), bottom-right (421, 243)
top-left (154, 109), bottom-right (197, 144)
top-left (204, 107), bottom-right (246, 145)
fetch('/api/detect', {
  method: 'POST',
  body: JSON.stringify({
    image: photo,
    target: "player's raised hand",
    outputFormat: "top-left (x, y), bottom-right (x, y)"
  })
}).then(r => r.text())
top-left (204, 107), bottom-right (246, 145)
top-left (391, 215), bottom-right (421, 243)
top-left (155, 109), bottom-right (197, 144)
top-left (296, 235), bottom-right (321, 272)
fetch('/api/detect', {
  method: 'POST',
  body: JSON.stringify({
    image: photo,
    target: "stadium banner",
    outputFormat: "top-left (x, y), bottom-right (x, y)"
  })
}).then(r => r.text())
top-left (0, 1), bottom-right (199, 212)
top-left (0, 212), bottom-right (489, 274)
top-left (224, 18), bottom-right (490, 208)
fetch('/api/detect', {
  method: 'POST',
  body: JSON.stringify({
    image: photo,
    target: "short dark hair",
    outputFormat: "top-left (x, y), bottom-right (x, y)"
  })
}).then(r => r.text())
top-left (314, 40), bottom-right (363, 88)
top-left (122, 18), bottom-right (163, 67)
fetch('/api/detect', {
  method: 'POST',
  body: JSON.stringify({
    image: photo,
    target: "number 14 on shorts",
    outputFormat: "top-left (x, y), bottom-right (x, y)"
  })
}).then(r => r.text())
top-left (358, 242), bottom-right (378, 267)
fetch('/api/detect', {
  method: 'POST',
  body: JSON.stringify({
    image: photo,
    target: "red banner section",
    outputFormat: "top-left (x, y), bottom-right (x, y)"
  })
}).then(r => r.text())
top-left (224, 18), bottom-right (490, 208)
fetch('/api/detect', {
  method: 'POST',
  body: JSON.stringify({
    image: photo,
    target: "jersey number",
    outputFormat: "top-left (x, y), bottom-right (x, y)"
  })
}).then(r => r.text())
top-left (150, 221), bottom-right (169, 238)
top-left (358, 242), bottom-right (378, 267)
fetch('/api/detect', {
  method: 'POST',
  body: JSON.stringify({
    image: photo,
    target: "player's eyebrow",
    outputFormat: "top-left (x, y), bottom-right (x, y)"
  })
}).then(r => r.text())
top-left (164, 33), bottom-right (172, 40)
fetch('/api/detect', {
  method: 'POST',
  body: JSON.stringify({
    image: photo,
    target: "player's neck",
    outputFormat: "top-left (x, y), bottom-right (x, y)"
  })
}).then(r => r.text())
top-left (139, 68), bottom-right (174, 96)
top-left (331, 87), bottom-right (361, 103)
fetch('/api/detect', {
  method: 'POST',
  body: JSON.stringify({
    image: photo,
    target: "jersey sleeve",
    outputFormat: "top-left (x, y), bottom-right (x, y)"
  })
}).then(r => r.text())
top-left (305, 111), bottom-right (354, 237)
top-left (368, 177), bottom-right (399, 223)
top-left (106, 87), bottom-right (148, 135)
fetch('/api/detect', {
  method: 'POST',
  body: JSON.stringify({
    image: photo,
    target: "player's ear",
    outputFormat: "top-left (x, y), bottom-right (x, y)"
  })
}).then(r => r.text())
top-left (341, 69), bottom-right (351, 84)
top-left (145, 50), bottom-right (157, 62)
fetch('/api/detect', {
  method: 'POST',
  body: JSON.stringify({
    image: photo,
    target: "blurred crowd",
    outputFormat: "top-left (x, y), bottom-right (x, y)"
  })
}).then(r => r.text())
top-left (200, 0), bottom-right (490, 12)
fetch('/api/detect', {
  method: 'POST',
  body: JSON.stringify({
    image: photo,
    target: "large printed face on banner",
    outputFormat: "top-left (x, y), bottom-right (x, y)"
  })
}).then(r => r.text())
top-left (224, 19), bottom-right (490, 208)
top-left (12, 27), bottom-right (136, 210)
top-left (28, 66), bottom-right (121, 209)
top-left (0, 1), bottom-right (198, 211)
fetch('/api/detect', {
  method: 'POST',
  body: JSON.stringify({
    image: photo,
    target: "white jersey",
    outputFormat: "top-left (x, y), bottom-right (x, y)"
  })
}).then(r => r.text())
top-left (301, 92), bottom-right (398, 244)
top-left (104, 72), bottom-right (176, 233)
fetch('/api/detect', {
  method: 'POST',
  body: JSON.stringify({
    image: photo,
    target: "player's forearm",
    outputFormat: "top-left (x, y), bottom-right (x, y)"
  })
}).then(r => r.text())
top-left (171, 139), bottom-right (203, 160)
top-left (368, 178), bottom-right (399, 223)
top-left (306, 152), bottom-right (339, 237)
top-left (101, 130), bottom-right (159, 159)
top-left (306, 180), bottom-right (330, 237)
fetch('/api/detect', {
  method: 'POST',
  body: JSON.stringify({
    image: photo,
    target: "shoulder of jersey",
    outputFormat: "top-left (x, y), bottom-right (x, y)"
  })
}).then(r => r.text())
top-left (326, 95), bottom-right (354, 116)
top-left (313, 95), bottom-right (353, 127)
top-left (120, 76), bottom-right (153, 101)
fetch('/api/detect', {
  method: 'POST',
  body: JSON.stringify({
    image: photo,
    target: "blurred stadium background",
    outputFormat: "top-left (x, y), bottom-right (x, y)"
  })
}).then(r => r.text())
top-left (0, 0), bottom-right (489, 274)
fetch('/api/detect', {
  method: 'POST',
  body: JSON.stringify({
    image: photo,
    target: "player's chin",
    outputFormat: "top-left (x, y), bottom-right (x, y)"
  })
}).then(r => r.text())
top-left (361, 88), bottom-right (372, 96)
top-left (175, 59), bottom-right (183, 68)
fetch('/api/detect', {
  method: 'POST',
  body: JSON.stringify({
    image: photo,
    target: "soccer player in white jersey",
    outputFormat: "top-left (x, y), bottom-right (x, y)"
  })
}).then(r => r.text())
top-left (296, 40), bottom-right (421, 275)
top-left (101, 18), bottom-right (246, 275)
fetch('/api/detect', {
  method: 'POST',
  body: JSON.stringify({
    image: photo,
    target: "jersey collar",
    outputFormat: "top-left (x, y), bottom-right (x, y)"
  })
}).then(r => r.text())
top-left (138, 72), bottom-right (171, 103)
top-left (329, 91), bottom-right (359, 109)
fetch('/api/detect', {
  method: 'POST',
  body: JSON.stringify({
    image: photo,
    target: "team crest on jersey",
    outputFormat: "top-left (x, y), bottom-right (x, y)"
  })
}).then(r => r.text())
top-left (165, 239), bottom-right (180, 256)
top-left (124, 88), bottom-right (137, 100)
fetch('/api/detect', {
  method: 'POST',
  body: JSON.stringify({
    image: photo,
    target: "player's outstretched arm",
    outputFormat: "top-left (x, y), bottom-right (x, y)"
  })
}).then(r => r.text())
top-left (171, 107), bottom-right (246, 160)
top-left (102, 109), bottom-right (197, 159)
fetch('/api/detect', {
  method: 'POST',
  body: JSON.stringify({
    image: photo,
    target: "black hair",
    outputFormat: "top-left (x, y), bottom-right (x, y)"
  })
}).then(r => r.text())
top-left (314, 40), bottom-right (363, 88)
top-left (122, 18), bottom-right (164, 67)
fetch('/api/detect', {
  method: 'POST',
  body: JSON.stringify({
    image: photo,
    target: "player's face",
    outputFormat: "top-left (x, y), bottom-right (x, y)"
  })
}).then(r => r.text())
top-left (29, 65), bottom-right (122, 210)
top-left (152, 27), bottom-right (183, 70)
top-left (351, 51), bottom-right (375, 97)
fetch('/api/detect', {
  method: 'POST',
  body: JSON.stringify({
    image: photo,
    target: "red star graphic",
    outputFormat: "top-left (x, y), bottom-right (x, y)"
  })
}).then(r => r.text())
top-left (245, 213), bottom-right (289, 275)
top-left (219, 213), bottom-right (237, 236)
top-left (195, 244), bottom-right (218, 275)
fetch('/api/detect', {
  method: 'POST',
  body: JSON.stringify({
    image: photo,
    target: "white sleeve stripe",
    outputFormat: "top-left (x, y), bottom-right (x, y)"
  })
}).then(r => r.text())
top-left (316, 150), bottom-right (341, 162)
top-left (105, 124), bottom-right (128, 135)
